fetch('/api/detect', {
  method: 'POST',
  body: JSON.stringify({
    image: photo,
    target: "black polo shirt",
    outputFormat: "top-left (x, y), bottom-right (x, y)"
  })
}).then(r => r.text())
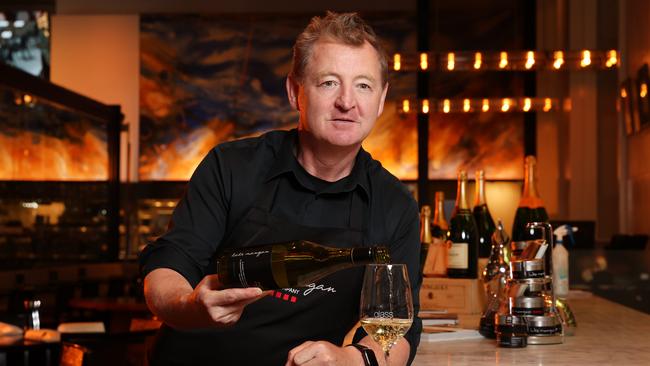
top-left (140, 129), bottom-right (422, 363)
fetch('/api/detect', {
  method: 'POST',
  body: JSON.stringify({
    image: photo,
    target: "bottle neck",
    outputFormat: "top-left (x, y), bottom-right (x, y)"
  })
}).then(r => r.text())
top-left (433, 193), bottom-right (448, 229)
top-left (351, 247), bottom-right (390, 264)
top-left (520, 156), bottom-right (544, 208)
top-left (420, 206), bottom-right (433, 244)
top-left (475, 171), bottom-right (487, 206)
top-left (455, 172), bottom-right (470, 211)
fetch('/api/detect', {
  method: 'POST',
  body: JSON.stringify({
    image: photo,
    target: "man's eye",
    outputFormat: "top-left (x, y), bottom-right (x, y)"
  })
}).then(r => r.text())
top-left (320, 80), bottom-right (337, 88)
top-left (358, 83), bottom-right (372, 90)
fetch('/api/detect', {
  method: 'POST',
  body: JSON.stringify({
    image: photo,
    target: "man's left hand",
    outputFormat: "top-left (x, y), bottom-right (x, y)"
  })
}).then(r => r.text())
top-left (285, 341), bottom-right (366, 366)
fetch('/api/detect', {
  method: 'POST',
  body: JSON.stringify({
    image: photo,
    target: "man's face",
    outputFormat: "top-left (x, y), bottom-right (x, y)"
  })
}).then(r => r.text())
top-left (288, 40), bottom-right (388, 148)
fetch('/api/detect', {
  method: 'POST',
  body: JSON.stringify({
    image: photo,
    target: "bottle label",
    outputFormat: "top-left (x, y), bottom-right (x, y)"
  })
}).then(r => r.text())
top-left (227, 248), bottom-right (276, 289)
top-left (447, 242), bottom-right (468, 269)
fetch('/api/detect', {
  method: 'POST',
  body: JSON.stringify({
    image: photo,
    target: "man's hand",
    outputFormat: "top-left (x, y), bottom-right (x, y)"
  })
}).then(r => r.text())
top-left (184, 274), bottom-right (270, 327)
top-left (144, 268), bottom-right (270, 330)
top-left (285, 341), bottom-right (368, 366)
top-left (284, 335), bottom-right (409, 366)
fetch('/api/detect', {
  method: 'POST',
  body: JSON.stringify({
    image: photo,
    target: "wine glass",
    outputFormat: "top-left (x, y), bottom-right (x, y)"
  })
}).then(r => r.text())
top-left (360, 264), bottom-right (413, 361)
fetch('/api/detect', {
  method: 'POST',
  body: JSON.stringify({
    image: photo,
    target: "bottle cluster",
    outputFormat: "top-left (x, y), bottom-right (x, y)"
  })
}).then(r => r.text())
top-left (419, 155), bottom-right (552, 280)
top-left (420, 169), bottom-right (496, 279)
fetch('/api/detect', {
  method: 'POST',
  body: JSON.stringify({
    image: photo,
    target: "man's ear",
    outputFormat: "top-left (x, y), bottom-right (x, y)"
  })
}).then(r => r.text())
top-left (286, 76), bottom-right (300, 111)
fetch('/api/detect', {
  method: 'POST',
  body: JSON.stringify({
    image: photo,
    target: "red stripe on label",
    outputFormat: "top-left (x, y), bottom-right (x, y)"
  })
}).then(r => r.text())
top-left (275, 291), bottom-right (282, 298)
top-left (290, 296), bottom-right (297, 303)
top-left (283, 294), bottom-right (290, 301)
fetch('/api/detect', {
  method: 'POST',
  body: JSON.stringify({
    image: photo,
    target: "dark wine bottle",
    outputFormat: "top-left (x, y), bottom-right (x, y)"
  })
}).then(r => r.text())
top-left (447, 170), bottom-right (479, 278)
top-left (432, 191), bottom-right (449, 240)
top-left (511, 156), bottom-right (549, 242)
top-left (473, 170), bottom-right (496, 258)
top-left (214, 241), bottom-right (390, 290)
top-left (420, 205), bottom-right (433, 274)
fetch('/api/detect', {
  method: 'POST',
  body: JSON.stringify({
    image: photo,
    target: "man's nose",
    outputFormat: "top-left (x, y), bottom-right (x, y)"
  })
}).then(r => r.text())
top-left (334, 87), bottom-right (355, 111)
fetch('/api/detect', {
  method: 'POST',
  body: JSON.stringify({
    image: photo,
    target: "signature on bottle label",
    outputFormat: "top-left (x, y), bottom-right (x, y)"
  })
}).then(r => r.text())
top-left (232, 250), bottom-right (270, 258)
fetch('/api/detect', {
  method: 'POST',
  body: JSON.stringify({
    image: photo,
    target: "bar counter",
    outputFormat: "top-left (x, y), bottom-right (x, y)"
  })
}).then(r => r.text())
top-left (413, 292), bottom-right (650, 365)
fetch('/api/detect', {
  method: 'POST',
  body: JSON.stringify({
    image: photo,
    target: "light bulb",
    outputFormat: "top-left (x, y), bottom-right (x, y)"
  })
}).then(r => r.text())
top-left (447, 52), bottom-right (455, 71)
top-left (402, 99), bottom-right (410, 113)
top-left (482, 99), bottom-right (490, 112)
top-left (474, 52), bottom-right (482, 69)
top-left (553, 51), bottom-right (564, 69)
top-left (525, 51), bottom-right (535, 69)
top-left (420, 53), bottom-right (428, 71)
top-left (501, 98), bottom-right (511, 112)
top-left (606, 50), bottom-right (618, 68)
top-left (580, 50), bottom-right (591, 67)
top-left (544, 98), bottom-right (552, 112)
top-left (641, 83), bottom-right (647, 98)
top-left (499, 52), bottom-right (508, 69)
top-left (393, 54), bottom-right (401, 71)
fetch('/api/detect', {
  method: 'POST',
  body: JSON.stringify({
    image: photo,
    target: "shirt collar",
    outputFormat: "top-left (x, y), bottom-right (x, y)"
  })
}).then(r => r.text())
top-left (264, 129), bottom-right (370, 198)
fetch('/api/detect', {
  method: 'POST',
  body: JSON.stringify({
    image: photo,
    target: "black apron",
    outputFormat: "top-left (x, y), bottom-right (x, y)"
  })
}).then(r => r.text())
top-left (149, 176), bottom-right (371, 366)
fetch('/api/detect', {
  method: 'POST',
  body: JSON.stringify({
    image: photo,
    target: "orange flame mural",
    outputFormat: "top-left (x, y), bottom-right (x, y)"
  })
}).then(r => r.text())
top-left (0, 130), bottom-right (108, 180)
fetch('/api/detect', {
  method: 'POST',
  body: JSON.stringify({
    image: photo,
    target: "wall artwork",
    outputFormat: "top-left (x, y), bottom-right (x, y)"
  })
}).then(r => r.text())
top-left (139, 9), bottom-right (523, 181)
top-left (0, 84), bottom-right (108, 180)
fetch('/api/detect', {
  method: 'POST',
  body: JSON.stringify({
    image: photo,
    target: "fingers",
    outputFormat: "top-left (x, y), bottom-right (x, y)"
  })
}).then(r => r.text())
top-left (197, 275), bottom-right (265, 306)
top-left (285, 341), bottom-right (315, 366)
top-left (212, 287), bottom-right (264, 306)
top-left (285, 341), bottom-right (351, 366)
top-left (191, 275), bottom-right (273, 327)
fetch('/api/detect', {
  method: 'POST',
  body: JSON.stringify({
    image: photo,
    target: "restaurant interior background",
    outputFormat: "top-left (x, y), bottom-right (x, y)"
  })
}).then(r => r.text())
top-left (1, 0), bottom-right (649, 360)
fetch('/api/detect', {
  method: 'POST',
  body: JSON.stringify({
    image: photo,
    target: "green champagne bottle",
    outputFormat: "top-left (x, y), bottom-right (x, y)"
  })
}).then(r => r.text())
top-left (511, 156), bottom-right (549, 242)
top-left (473, 170), bottom-right (496, 258)
top-left (214, 241), bottom-right (390, 290)
top-left (447, 170), bottom-right (479, 278)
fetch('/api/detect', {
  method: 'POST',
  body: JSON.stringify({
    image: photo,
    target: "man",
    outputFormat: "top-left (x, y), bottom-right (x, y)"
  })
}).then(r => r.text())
top-left (140, 11), bottom-right (422, 365)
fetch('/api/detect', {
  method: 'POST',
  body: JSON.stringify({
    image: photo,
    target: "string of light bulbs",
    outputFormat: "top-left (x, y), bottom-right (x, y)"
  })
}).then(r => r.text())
top-left (392, 50), bottom-right (618, 72)
top-left (397, 97), bottom-right (571, 114)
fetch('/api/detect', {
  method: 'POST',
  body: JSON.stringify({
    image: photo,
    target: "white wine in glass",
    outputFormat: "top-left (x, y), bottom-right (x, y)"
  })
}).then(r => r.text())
top-left (360, 264), bottom-right (413, 360)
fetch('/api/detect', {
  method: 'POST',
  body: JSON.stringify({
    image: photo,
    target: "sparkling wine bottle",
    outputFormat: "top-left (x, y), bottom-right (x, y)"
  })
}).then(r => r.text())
top-left (214, 241), bottom-right (390, 290)
top-left (432, 191), bottom-right (449, 240)
top-left (447, 170), bottom-right (479, 278)
top-left (424, 191), bottom-right (449, 277)
top-left (473, 170), bottom-right (496, 258)
top-left (419, 205), bottom-right (433, 274)
top-left (511, 156), bottom-right (549, 242)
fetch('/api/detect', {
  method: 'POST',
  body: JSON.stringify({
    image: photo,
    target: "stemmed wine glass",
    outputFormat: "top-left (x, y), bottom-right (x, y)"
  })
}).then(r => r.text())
top-left (360, 264), bottom-right (413, 361)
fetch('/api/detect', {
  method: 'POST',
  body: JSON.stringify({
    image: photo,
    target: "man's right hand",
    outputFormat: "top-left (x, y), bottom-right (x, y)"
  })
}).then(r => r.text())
top-left (184, 274), bottom-right (269, 327)
top-left (144, 268), bottom-right (269, 330)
